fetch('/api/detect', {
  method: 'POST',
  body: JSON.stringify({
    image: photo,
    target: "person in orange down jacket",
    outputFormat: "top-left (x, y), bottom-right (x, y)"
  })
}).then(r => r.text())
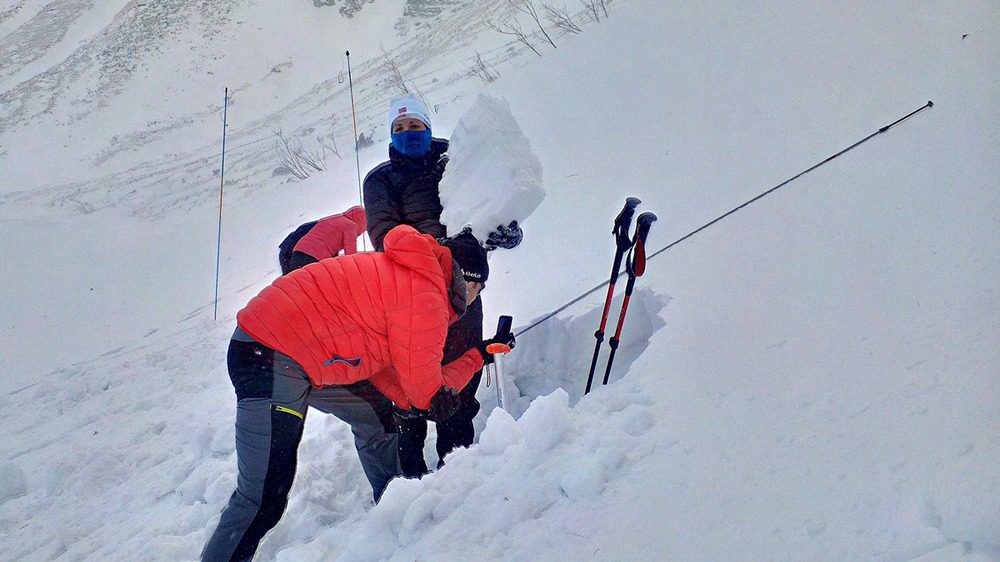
top-left (202, 225), bottom-right (514, 562)
top-left (285, 205), bottom-right (367, 272)
top-left (278, 205), bottom-right (367, 275)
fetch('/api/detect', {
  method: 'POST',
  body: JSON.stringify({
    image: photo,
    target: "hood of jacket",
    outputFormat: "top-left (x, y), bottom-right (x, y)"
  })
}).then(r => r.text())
top-left (383, 224), bottom-right (464, 319)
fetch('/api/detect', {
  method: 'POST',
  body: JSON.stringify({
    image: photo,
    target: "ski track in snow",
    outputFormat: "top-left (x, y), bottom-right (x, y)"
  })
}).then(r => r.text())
top-left (0, 0), bottom-right (556, 219)
top-left (0, 0), bottom-right (236, 131)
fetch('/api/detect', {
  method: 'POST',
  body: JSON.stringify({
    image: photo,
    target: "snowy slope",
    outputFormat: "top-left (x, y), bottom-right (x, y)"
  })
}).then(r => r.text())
top-left (1, 1), bottom-right (999, 561)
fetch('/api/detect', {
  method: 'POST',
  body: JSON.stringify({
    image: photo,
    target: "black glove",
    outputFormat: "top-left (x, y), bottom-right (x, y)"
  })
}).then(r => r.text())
top-left (477, 331), bottom-right (516, 365)
top-left (428, 386), bottom-right (462, 422)
top-left (392, 404), bottom-right (427, 421)
top-left (484, 221), bottom-right (523, 251)
top-left (392, 386), bottom-right (461, 423)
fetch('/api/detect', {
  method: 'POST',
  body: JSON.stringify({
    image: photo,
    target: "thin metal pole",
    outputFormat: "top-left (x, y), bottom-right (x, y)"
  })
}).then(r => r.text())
top-left (213, 88), bottom-right (229, 321)
top-left (346, 51), bottom-right (367, 251)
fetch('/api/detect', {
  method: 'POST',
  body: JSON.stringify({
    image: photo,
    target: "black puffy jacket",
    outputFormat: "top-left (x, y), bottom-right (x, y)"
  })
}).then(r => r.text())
top-left (363, 138), bottom-right (450, 251)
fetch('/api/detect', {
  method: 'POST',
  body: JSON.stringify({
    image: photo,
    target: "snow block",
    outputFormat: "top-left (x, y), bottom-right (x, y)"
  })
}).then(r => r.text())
top-left (439, 94), bottom-right (544, 240)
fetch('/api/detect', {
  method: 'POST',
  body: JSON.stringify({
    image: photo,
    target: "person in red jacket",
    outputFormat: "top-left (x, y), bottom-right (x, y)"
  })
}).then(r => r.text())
top-left (202, 225), bottom-right (513, 562)
top-left (286, 205), bottom-right (367, 272)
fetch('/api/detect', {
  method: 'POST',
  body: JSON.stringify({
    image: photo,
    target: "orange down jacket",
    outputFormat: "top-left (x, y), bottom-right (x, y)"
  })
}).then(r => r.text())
top-left (236, 225), bottom-right (483, 410)
top-left (293, 205), bottom-right (367, 258)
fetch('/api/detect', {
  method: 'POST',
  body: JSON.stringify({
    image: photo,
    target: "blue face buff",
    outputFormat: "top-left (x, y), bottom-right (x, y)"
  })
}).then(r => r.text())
top-left (391, 129), bottom-right (433, 158)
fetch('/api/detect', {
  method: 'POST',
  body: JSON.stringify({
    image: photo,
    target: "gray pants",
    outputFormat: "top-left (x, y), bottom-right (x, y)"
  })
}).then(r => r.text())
top-left (202, 331), bottom-right (399, 562)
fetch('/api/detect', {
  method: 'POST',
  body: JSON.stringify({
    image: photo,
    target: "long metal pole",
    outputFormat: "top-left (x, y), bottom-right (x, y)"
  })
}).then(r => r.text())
top-left (213, 87), bottom-right (229, 321)
top-left (346, 51), bottom-right (367, 251)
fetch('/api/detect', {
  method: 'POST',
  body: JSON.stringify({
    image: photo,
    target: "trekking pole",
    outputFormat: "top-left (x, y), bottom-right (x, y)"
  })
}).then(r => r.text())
top-left (345, 51), bottom-right (367, 251)
top-left (602, 212), bottom-right (657, 387)
top-left (487, 315), bottom-right (514, 411)
top-left (213, 87), bottom-right (229, 321)
top-left (584, 197), bottom-right (641, 394)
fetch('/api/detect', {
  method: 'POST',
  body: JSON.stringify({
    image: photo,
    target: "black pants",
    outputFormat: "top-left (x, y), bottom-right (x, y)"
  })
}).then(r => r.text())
top-left (398, 296), bottom-right (483, 476)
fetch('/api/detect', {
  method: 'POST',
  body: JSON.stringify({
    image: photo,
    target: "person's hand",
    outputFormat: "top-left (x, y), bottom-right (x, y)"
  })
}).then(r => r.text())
top-left (392, 387), bottom-right (460, 423)
top-left (485, 221), bottom-right (523, 250)
top-left (392, 404), bottom-right (426, 421)
top-left (477, 332), bottom-right (516, 365)
top-left (428, 386), bottom-right (462, 422)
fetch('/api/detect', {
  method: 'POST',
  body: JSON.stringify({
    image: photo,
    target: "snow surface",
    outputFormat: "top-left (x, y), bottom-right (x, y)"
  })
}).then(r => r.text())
top-left (1, 0), bottom-right (999, 561)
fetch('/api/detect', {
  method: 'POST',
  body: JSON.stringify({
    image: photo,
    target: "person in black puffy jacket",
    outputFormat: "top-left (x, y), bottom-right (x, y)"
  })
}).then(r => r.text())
top-left (363, 100), bottom-right (449, 251)
top-left (363, 93), bottom-right (483, 477)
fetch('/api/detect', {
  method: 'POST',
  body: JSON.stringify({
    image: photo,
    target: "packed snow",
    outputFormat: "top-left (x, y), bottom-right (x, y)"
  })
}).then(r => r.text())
top-left (1, 1), bottom-right (998, 561)
top-left (439, 93), bottom-right (545, 238)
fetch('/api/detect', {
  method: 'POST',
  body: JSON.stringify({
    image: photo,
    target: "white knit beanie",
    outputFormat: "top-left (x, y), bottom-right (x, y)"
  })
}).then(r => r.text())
top-left (388, 93), bottom-right (432, 130)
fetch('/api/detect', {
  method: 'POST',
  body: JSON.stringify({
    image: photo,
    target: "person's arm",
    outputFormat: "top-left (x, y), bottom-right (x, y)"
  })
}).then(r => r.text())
top-left (341, 224), bottom-right (359, 255)
top-left (384, 272), bottom-right (472, 410)
top-left (440, 349), bottom-right (484, 390)
top-left (402, 182), bottom-right (446, 239)
top-left (367, 368), bottom-right (410, 409)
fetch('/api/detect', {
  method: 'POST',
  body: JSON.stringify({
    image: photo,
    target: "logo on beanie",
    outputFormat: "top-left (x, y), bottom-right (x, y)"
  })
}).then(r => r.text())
top-left (398, 107), bottom-right (408, 115)
top-left (462, 268), bottom-right (484, 281)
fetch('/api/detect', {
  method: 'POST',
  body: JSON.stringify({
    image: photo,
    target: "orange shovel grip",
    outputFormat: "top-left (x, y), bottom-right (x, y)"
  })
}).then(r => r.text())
top-left (485, 343), bottom-right (512, 355)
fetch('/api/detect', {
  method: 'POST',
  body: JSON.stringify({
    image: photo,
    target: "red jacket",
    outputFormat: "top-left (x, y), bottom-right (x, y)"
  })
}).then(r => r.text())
top-left (237, 225), bottom-right (482, 410)
top-left (294, 205), bottom-right (367, 258)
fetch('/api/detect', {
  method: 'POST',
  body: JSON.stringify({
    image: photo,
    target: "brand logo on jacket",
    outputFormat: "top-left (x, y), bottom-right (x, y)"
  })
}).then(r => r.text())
top-left (324, 355), bottom-right (362, 368)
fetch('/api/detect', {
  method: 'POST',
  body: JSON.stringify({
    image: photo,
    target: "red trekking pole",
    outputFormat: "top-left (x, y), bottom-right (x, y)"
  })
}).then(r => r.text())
top-left (585, 197), bottom-right (642, 394)
top-left (601, 211), bottom-right (657, 387)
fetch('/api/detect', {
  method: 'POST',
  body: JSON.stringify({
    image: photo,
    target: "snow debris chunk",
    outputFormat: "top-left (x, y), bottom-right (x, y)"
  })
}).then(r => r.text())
top-left (0, 463), bottom-right (28, 505)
